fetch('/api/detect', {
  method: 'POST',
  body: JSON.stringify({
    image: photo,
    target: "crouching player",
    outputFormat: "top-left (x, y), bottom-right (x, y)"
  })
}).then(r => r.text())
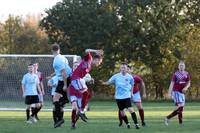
top-left (22, 64), bottom-right (42, 124)
top-left (165, 61), bottom-right (191, 126)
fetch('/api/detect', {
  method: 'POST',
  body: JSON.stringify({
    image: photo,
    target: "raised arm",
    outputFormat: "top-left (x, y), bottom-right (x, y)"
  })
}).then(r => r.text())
top-left (85, 49), bottom-right (104, 56)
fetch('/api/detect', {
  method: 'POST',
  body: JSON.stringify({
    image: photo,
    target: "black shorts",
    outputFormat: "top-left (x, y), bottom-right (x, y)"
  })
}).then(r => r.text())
top-left (55, 77), bottom-right (71, 104)
top-left (116, 98), bottom-right (132, 111)
top-left (25, 95), bottom-right (39, 105)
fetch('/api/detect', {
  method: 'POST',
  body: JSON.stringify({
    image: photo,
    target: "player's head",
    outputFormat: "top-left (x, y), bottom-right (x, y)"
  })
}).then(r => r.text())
top-left (33, 63), bottom-right (38, 72)
top-left (92, 55), bottom-right (103, 67)
top-left (51, 43), bottom-right (60, 55)
top-left (73, 61), bottom-right (80, 71)
top-left (120, 63), bottom-right (128, 74)
top-left (178, 61), bottom-right (185, 71)
top-left (28, 64), bottom-right (34, 73)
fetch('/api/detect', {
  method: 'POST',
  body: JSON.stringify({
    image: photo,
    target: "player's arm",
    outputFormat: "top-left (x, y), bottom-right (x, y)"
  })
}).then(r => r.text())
top-left (61, 68), bottom-right (68, 91)
top-left (46, 72), bottom-right (55, 80)
top-left (40, 81), bottom-right (45, 95)
top-left (168, 81), bottom-right (174, 97)
top-left (182, 80), bottom-right (191, 93)
top-left (100, 80), bottom-right (113, 85)
top-left (85, 49), bottom-right (104, 56)
top-left (140, 81), bottom-right (147, 98)
top-left (21, 84), bottom-right (25, 97)
top-left (37, 83), bottom-right (42, 95)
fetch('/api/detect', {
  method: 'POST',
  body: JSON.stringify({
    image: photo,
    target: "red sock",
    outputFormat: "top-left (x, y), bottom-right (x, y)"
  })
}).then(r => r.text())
top-left (118, 110), bottom-right (123, 124)
top-left (178, 107), bottom-right (183, 124)
top-left (85, 91), bottom-right (91, 105)
top-left (81, 91), bottom-right (89, 110)
top-left (139, 109), bottom-right (145, 123)
top-left (71, 110), bottom-right (77, 123)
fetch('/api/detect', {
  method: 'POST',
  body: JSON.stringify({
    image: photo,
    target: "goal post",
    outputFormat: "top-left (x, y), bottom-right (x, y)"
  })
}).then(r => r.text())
top-left (0, 54), bottom-right (81, 110)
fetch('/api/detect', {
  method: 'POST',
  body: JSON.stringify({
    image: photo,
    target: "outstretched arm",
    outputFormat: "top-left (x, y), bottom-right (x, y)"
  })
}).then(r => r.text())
top-left (85, 49), bottom-right (104, 56)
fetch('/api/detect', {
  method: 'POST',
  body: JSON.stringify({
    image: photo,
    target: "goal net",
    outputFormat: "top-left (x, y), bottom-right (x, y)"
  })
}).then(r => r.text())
top-left (0, 54), bottom-right (81, 111)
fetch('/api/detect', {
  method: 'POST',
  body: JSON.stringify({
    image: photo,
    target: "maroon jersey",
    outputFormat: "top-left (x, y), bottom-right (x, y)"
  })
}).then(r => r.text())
top-left (132, 75), bottom-right (143, 94)
top-left (71, 52), bottom-right (92, 80)
top-left (36, 71), bottom-right (43, 83)
top-left (172, 71), bottom-right (190, 93)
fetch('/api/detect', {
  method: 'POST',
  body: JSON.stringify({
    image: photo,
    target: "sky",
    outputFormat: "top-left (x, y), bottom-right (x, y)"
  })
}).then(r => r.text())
top-left (0, 0), bottom-right (61, 21)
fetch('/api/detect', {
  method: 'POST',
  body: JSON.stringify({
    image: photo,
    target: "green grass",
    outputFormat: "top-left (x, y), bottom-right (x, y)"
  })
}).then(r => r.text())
top-left (0, 101), bottom-right (200, 133)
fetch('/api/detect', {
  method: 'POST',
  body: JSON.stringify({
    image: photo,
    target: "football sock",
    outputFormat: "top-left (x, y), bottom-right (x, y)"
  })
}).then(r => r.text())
top-left (131, 112), bottom-right (138, 124)
top-left (26, 109), bottom-right (30, 120)
top-left (54, 101), bottom-right (62, 121)
top-left (118, 110), bottom-right (123, 124)
top-left (139, 109), bottom-right (145, 123)
top-left (178, 107), bottom-right (183, 124)
top-left (71, 110), bottom-right (77, 123)
top-left (122, 115), bottom-right (129, 124)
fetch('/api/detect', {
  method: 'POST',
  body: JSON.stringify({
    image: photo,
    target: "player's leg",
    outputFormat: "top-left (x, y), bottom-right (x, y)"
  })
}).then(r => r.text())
top-left (34, 94), bottom-right (43, 120)
top-left (165, 91), bottom-right (185, 125)
top-left (133, 92), bottom-right (146, 126)
top-left (25, 96), bottom-right (31, 122)
top-left (116, 99), bottom-right (130, 128)
top-left (53, 93), bottom-right (64, 128)
top-left (53, 81), bottom-right (65, 128)
top-left (118, 109), bottom-right (123, 127)
top-left (70, 97), bottom-right (78, 129)
top-left (127, 98), bottom-right (139, 129)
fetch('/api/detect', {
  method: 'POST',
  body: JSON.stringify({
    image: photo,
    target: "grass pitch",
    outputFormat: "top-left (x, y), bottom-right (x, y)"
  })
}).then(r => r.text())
top-left (0, 101), bottom-right (200, 133)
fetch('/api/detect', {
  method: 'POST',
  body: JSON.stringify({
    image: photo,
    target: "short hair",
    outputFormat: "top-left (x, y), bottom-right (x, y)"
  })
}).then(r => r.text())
top-left (94, 54), bottom-right (102, 59)
top-left (51, 43), bottom-right (60, 52)
top-left (28, 63), bottom-right (33, 66)
top-left (121, 62), bottom-right (128, 66)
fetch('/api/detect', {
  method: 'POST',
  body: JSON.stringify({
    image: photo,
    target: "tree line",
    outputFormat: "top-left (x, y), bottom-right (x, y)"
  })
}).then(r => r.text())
top-left (1, 0), bottom-right (200, 99)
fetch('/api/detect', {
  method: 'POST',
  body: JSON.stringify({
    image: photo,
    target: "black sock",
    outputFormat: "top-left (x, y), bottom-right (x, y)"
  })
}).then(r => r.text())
top-left (54, 101), bottom-right (61, 121)
top-left (60, 111), bottom-right (64, 119)
top-left (34, 107), bottom-right (41, 117)
top-left (131, 112), bottom-right (138, 124)
top-left (122, 115), bottom-right (129, 124)
top-left (53, 110), bottom-right (57, 123)
top-left (31, 107), bottom-right (36, 117)
top-left (26, 109), bottom-right (30, 120)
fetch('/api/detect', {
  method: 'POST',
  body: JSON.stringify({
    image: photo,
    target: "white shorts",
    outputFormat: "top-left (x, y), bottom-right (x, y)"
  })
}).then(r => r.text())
top-left (132, 92), bottom-right (141, 103)
top-left (70, 96), bottom-right (82, 108)
top-left (71, 78), bottom-right (88, 91)
top-left (172, 91), bottom-right (185, 106)
top-left (38, 94), bottom-right (44, 102)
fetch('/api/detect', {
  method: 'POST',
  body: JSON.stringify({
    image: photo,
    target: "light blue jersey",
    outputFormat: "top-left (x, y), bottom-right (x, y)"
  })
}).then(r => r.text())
top-left (48, 76), bottom-right (58, 96)
top-left (108, 73), bottom-right (134, 99)
top-left (53, 54), bottom-right (72, 81)
top-left (22, 73), bottom-right (39, 96)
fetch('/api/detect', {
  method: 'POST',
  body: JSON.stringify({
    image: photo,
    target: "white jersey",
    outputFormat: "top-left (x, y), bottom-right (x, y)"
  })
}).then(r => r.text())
top-left (22, 73), bottom-right (39, 96)
top-left (108, 73), bottom-right (134, 99)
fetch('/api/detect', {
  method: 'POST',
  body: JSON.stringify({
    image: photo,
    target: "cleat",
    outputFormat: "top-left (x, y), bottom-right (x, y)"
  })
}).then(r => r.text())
top-left (164, 118), bottom-right (169, 126)
top-left (82, 113), bottom-right (88, 120)
top-left (71, 123), bottom-right (76, 129)
top-left (127, 123), bottom-right (130, 129)
top-left (142, 122), bottom-right (146, 127)
top-left (30, 116), bottom-right (37, 123)
top-left (78, 111), bottom-right (87, 122)
top-left (135, 124), bottom-right (140, 129)
top-left (118, 122), bottom-right (123, 127)
top-left (54, 119), bottom-right (64, 128)
top-left (26, 120), bottom-right (33, 124)
top-left (35, 115), bottom-right (40, 121)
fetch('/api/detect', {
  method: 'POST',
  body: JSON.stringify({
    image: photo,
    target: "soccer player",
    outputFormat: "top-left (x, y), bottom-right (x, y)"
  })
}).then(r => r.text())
top-left (70, 49), bottom-right (103, 129)
top-left (33, 63), bottom-right (44, 120)
top-left (165, 61), bottom-right (191, 126)
top-left (21, 64), bottom-right (42, 124)
top-left (100, 63), bottom-right (140, 129)
top-left (118, 65), bottom-right (147, 127)
top-left (51, 43), bottom-right (72, 128)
